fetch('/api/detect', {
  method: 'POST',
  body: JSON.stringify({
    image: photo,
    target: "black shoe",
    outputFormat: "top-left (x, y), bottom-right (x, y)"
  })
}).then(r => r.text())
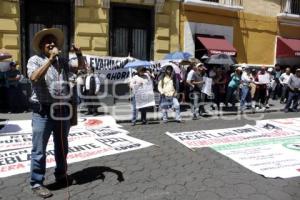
top-left (175, 120), bottom-right (182, 123)
top-left (131, 122), bottom-right (136, 126)
top-left (192, 115), bottom-right (197, 120)
top-left (141, 120), bottom-right (148, 125)
top-left (32, 186), bottom-right (53, 198)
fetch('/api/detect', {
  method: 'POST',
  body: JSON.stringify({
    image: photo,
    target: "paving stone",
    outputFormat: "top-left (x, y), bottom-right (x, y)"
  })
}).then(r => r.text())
top-left (266, 189), bottom-right (293, 200)
top-left (234, 183), bottom-right (257, 196)
top-left (248, 194), bottom-right (273, 200)
top-left (195, 191), bottom-right (220, 200)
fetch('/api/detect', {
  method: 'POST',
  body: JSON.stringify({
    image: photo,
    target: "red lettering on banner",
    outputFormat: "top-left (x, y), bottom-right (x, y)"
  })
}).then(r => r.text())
top-left (67, 148), bottom-right (112, 160)
top-left (0, 163), bottom-right (25, 172)
top-left (186, 136), bottom-right (246, 147)
top-left (46, 157), bottom-right (56, 164)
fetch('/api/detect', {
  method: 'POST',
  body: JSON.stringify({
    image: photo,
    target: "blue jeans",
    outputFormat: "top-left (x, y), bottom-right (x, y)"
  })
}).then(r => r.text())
top-left (285, 91), bottom-right (300, 110)
top-left (30, 104), bottom-right (70, 187)
top-left (190, 92), bottom-right (204, 117)
top-left (240, 85), bottom-right (251, 110)
top-left (160, 96), bottom-right (181, 121)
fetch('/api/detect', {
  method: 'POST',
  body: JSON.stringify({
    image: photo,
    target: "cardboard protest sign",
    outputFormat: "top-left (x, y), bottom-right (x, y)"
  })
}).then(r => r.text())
top-left (134, 79), bottom-right (155, 109)
top-left (202, 77), bottom-right (213, 96)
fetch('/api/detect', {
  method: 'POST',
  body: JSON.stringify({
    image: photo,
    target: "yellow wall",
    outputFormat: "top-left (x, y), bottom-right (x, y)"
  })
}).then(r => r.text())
top-left (75, 0), bottom-right (180, 60)
top-left (243, 0), bottom-right (281, 17)
top-left (1, 0), bottom-right (299, 67)
top-left (0, 0), bottom-right (20, 64)
top-left (75, 0), bottom-right (109, 56)
top-left (278, 24), bottom-right (300, 39)
top-left (181, 5), bottom-right (278, 65)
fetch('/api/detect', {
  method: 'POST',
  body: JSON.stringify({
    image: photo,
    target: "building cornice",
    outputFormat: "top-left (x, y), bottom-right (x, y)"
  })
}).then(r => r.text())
top-left (277, 13), bottom-right (300, 27)
top-left (183, 0), bottom-right (243, 12)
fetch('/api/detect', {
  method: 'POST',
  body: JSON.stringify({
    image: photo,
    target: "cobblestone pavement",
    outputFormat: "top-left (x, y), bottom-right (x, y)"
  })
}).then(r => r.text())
top-left (0, 112), bottom-right (300, 200)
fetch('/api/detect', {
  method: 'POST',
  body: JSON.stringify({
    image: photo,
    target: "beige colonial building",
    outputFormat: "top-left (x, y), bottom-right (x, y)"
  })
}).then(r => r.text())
top-left (0, 0), bottom-right (300, 74)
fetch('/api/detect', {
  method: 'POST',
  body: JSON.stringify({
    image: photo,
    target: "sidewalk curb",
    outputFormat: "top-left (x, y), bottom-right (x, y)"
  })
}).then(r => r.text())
top-left (116, 107), bottom-right (283, 124)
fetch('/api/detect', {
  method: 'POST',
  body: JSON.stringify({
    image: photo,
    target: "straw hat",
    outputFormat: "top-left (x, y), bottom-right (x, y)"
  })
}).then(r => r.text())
top-left (32, 28), bottom-right (64, 53)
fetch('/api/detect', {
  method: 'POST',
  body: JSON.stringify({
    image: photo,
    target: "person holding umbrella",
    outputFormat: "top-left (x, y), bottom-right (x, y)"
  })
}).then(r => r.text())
top-left (158, 65), bottom-right (181, 123)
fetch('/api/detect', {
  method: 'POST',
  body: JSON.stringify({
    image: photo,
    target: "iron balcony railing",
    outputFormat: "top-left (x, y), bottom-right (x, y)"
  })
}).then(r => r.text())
top-left (281, 0), bottom-right (300, 15)
top-left (199, 0), bottom-right (243, 7)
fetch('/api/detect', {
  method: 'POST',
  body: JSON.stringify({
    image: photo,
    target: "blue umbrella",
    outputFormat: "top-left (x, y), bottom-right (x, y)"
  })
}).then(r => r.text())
top-left (164, 51), bottom-right (192, 60)
top-left (124, 60), bottom-right (152, 69)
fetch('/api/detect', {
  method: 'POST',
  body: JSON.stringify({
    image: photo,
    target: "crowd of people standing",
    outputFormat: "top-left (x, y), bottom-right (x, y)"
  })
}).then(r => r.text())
top-left (128, 61), bottom-right (300, 125)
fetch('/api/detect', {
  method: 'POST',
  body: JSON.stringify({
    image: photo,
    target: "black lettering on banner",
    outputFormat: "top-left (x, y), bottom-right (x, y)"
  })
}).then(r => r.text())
top-left (46, 150), bottom-right (55, 156)
top-left (21, 135), bottom-right (32, 142)
top-left (68, 145), bottom-right (86, 153)
top-left (16, 155), bottom-right (29, 162)
top-left (90, 57), bottom-right (95, 68)
top-left (106, 73), bottom-right (111, 80)
top-left (95, 58), bottom-right (101, 70)
top-left (96, 138), bottom-right (128, 147)
top-left (114, 143), bottom-right (141, 151)
top-left (121, 72), bottom-right (128, 79)
top-left (233, 128), bottom-right (256, 134)
top-left (111, 73), bottom-right (117, 80)
top-left (0, 159), bottom-right (5, 165)
top-left (90, 129), bottom-right (119, 137)
top-left (69, 132), bottom-right (89, 137)
top-left (68, 144), bottom-right (100, 153)
top-left (4, 157), bottom-right (17, 165)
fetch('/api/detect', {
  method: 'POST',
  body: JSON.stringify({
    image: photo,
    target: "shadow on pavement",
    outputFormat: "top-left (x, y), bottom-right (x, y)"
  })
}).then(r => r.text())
top-left (46, 166), bottom-right (124, 190)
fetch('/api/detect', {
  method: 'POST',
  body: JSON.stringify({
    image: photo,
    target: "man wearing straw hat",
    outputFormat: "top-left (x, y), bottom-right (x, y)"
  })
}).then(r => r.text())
top-left (27, 28), bottom-right (85, 198)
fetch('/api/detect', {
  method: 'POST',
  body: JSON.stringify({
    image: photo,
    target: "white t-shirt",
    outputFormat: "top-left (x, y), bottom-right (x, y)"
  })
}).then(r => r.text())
top-left (85, 74), bottom-right (101, 93)
top-left (279, 73), bottom-right (292, 85)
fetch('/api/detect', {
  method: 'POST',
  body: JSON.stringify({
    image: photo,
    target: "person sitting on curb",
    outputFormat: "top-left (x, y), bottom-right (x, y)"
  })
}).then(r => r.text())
top-left (284, 68), bottom-right (300, 112)
top-left (158, 65), bottom-right (181, 123)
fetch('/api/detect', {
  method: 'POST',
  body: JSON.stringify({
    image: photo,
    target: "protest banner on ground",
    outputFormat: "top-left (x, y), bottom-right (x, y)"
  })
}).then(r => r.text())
top-left (0, 132), bottom-right (153, 178)
top-left (0, 120), bottom-right (32, 135)
top-left (76, 116), bottom-right (122, 129)
top-left (134, 79), bottom-right (155, 109)
top-left (212, 135), bottom-right (300, 178)
top-left (0, 127), bottom-right (129, 152)
top-left (165, 125), bottom-right (298, 149)
top-left (256, 118), bottom-right (300, 132)
top-left (0, 116), bottom-right (122, 136)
